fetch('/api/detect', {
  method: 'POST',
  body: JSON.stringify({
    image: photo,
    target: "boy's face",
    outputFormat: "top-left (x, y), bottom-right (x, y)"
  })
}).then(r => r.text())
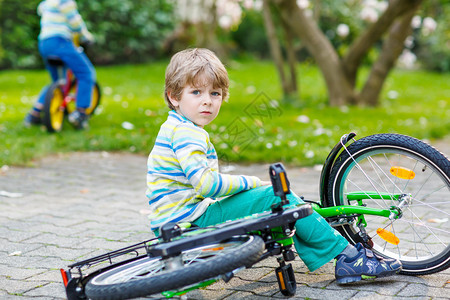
top-left (168, 81), bottom-right (223, 128)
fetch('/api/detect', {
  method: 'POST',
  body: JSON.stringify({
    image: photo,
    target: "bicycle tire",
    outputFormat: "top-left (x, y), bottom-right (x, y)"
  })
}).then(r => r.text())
top-left (326, 133), bottom-right (450, 275)
top-left (85, 235), bottom-right (265, 300)
top-left (42, 83), bottom-right (65, 133)
top-left (65, 81), bottom-right (101, 116)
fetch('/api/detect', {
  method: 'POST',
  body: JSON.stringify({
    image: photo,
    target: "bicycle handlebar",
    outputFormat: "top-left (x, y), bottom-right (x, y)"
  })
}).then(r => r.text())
top-left (270, 163), bottom-right (291, 207)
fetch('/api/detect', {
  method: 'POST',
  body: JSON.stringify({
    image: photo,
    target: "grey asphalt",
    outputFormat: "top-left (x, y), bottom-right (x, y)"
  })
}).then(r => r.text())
top-left (1, 138), bottom-right (449, 299)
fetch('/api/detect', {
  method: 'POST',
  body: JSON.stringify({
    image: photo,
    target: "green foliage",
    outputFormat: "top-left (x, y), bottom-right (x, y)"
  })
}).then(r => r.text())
top-left (77, 0), bottom-right (175, 64)
top-left (230, 10), bottom-right (270, 58)
top-left (0, 0), bottom-right (175, 69)
top-left (0, 60), bottom-right (448, 167)
top-left (302, 0), bottom-right (450, 70)
top-left (0, 0), bottom-right (41, 69)
top-left (414, 4), bottom-right (450, 72)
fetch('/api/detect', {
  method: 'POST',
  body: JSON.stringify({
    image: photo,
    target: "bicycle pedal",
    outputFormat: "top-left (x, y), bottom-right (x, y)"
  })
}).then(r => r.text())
top-left (275, 263), bottom-right (296, 296)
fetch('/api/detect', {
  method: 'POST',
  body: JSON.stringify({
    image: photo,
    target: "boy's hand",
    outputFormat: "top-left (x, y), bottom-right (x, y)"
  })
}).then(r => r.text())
top-left (260, 180), bottom-right (272, 186)
top-left (80, 29), bottom-right (95, 44)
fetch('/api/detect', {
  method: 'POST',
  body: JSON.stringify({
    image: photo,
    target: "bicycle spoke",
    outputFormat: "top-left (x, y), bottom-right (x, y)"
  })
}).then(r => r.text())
top-left (331, 134), bottom-right (449, 274)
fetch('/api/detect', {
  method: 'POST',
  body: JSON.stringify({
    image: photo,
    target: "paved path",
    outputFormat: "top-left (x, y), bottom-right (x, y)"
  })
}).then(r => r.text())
top-left (1, 138), bottom-right (449, 299)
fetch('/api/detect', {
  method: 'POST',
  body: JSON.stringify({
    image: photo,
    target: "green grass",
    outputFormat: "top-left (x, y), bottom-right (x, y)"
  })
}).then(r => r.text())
top-left (0, 60), bottom-right (449, 167)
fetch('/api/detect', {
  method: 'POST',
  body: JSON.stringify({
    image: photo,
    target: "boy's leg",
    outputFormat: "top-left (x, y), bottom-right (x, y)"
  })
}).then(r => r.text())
top-left (24, 40), bottom-right (59, 126)
top-left (54, 39), bottom-right (95, 109)
top-left (292, 212), bottom-right (348, 271)
top-left (193, 185), bottom-right (348, 271)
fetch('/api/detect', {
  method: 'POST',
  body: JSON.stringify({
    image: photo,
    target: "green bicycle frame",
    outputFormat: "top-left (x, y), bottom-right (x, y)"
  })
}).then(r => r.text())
top-left (157, 192), bottom-right (402, 298)
top-left (314, 192), bottom-right (402, 224)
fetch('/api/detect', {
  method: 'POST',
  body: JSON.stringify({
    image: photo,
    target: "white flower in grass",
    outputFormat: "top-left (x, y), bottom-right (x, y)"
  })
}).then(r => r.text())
top-left (387, 90), bottom-right (399, 99)
top-left (296, 115), bottom-right (310, 123)
top-left (121, 121), bottom-right (134, 130)
top-left (104, 86), bottom-right (113, 95)
top-left (270, 99), bottom-right (280, 108)
top-left (305, 150), bottom-right (315, 159)
top-left (419, 117), bottom-right (428, 125)
top-left (314, 128), bottom-right (326, 136)
top-left (288, 140), bottom-right (298, 147)
top-left (246, 85), bottom-right (256, 94)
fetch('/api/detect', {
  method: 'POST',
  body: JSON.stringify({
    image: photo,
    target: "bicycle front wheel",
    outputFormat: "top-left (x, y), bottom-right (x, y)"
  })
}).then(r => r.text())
top-left (85, 235), bottom-right (264, 300)
top-left (42, 83), bottom-right (64, 133)
top-left (327, 133), bottom-right (450, 275)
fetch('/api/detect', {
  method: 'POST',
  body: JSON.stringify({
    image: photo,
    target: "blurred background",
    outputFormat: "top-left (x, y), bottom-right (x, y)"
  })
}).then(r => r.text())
top-left (0, 0), bottom-right (449, 166)
top-left (1, 0), bottom-right (449, 72)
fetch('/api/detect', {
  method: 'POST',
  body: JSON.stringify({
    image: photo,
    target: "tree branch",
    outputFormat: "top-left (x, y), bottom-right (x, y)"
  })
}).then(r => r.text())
top-left (343, 0), bottom-right (422, 84)
top-left (262, 0), bottom-right (288, 95)
top-left (360, 2), bottom-right (421, 106)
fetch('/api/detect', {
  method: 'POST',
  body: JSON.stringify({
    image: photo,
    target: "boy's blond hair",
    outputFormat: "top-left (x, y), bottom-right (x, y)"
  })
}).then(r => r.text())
top-left (164, 48), bottom-right (229, 110)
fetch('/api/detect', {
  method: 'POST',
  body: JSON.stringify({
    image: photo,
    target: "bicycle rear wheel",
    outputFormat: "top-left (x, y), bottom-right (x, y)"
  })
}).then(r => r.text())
top-left (66, 81), bottom-right (101, 116)
top-left (85, 235), bottom-right (264, 300)
top-left (327, 133), bottom-right (450, 275)
top-left (42, 83), bottom-right (64, 133)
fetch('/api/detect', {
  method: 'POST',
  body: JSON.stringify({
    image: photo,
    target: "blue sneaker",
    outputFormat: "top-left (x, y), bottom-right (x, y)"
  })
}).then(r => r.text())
top-left (68, 110), bottom-right (89, 130)
top-left (24, 113), bottom-right (41, 127)
top-left (335, 243), bottom-right (402, 284)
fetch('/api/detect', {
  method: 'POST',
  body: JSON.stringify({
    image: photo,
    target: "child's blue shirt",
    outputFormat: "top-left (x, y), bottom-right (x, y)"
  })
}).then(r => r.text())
top-left (146, 111), bottom-right (262, 230)
top-left (38, 0), bottom-right (89, 41)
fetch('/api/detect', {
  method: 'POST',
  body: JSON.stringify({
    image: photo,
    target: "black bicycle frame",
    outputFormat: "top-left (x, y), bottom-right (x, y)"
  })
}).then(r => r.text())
top-left (319, 132), bottom-right (356, 205)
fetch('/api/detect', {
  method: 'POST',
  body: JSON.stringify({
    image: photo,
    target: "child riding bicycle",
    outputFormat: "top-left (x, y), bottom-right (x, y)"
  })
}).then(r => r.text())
top-left (25, 0), bottom-right (96, 130)
top-left (146, 48), bottom-right (402, 284)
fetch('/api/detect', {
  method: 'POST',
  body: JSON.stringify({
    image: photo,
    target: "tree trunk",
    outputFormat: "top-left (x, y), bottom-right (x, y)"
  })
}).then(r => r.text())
top-left (360, 4), bottom-right (421, 106)
top-left (280, 18), bottom-right (298, 99)
top-left (343, 0), bottom-right (422, 87)
top-left (262, 0), bottom-right (291, 100)
top-left (276, 0), bottom-right (355, 106)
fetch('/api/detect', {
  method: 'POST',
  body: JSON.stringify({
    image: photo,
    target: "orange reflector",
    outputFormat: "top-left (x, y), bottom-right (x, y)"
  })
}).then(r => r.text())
top-left (377, 228), bottom-right (400, 245)
top-left (202, 247), bottom-right (224, 252)
top-left (280, 172), bottom-right (289, 192)
top-left (60, 269), bottom-right (69, 287)
top-left (277, 271), bottom-right (286, 290)
top-left (390, 166), bottom-right (415, 180)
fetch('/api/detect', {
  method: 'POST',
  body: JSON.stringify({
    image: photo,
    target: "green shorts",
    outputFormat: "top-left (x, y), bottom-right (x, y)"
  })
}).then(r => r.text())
top-left (193, 185), bottom-right (348, 271)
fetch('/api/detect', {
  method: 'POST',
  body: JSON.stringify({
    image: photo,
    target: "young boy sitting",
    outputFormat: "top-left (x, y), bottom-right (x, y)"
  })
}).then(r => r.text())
top-left (146, 48), bottom-right (402, 284)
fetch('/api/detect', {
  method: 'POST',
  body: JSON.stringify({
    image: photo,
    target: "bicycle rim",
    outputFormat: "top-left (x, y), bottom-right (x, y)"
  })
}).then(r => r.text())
top-left (330, 135), bottom-right (450, 275)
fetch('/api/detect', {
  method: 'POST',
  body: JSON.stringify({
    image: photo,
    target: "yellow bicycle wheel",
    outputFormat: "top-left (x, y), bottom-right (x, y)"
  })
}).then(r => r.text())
top-left (43, 83), bottom-right (65, 133)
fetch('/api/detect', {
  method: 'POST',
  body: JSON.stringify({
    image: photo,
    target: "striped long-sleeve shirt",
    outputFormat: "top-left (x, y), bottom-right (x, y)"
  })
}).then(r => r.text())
top-left (146, 111), bottom-right (262, 230)
top-left (37, 0), bottom-right (89, 41)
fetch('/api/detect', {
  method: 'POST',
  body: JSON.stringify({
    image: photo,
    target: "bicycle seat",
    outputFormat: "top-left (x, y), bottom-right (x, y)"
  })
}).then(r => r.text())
top-left (46, 56), bottom-right (65, 66)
